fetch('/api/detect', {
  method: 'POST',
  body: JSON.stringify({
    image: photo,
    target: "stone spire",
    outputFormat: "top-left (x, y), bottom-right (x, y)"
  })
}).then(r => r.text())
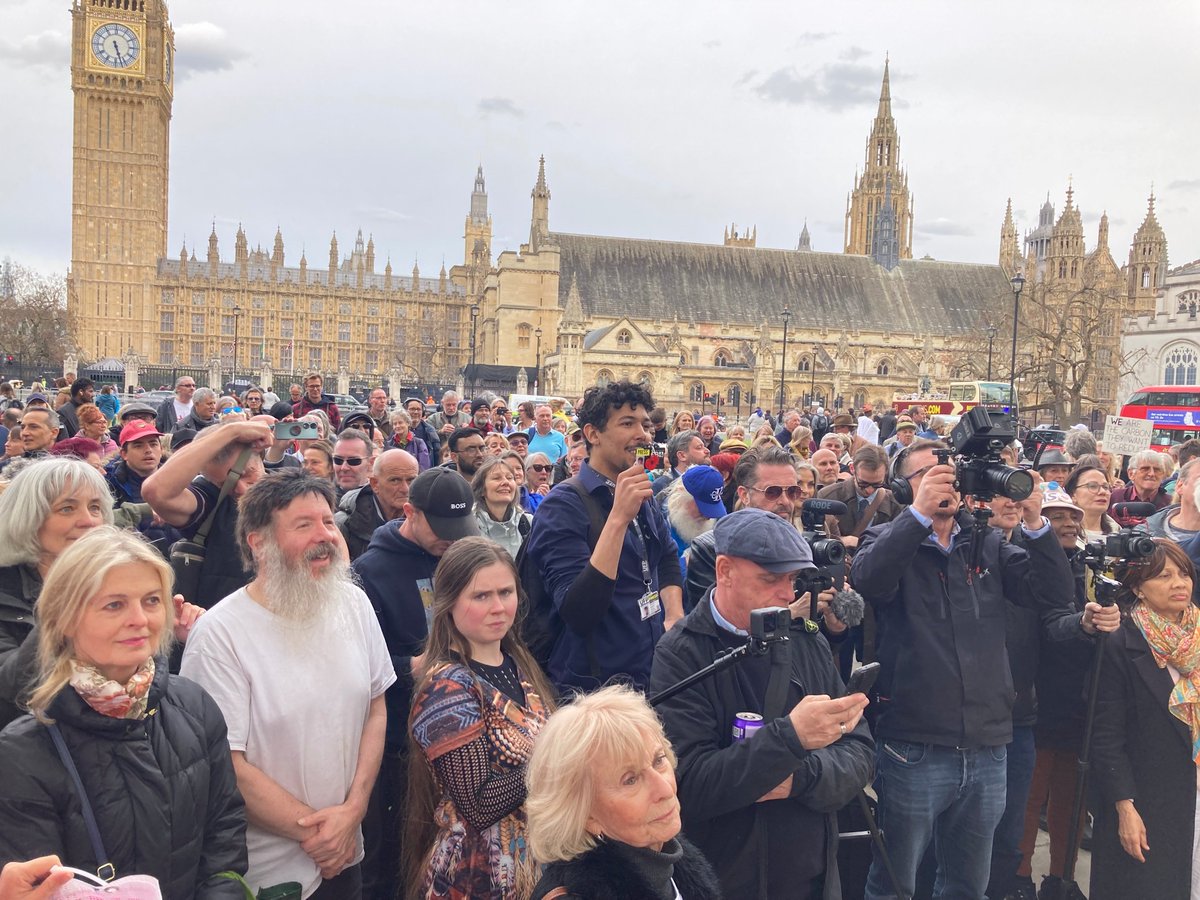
top-left (207, 222), bottom-right (219, 273)
top-left (272, 227), bottom-right (284, 266)
top-left (797, 220), bottom-right (812, 252)
top-left (999, 198), bottom-right (1019, 274)
top-left (529, 156), bottom-right (551, 252)
top-left (470, 164), bottom-right (489, 225)
top-left (844, 59), bottom-right (913, 259)
top-left (870, 174), bottom-right (900, 270)
top-left (384, 257), bottom-right (392, 291)
top-left (328, 232), bottom-right (338, 286)
top-left (234, 224), bottom-right (248, 263)
top-left (1096, 210), bottom-right (1109, 251)
top-left (1128, 189), bottom-right (1169, 315)
top-left (366, 234), bottom-right (375, 273)
top-left (562, 273), bottom-right (586, 328)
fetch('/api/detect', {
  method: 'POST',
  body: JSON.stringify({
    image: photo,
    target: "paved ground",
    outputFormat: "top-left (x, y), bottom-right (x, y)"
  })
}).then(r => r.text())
top-left (1030, 828), bottom-right (1091, 894)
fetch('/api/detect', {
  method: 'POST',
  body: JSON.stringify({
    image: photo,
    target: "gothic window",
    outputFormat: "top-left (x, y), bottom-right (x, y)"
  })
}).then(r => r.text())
top-left (191, 291), bottom-right (205, 306)
top-left (159, 340), bottom-right (173, 360)
top-left (638, 371), bottom-right (653, 386)
top-left (222, 295), bottom-right (235, 309)
top-left (161, 290), bottom-right (174, 305)
top-left (876, 359), bottom-right (890, 376)
top-left (448, 307), bottom-right (461, 323)
top-left (368, 304), bottom-right (379, 317)
top-left (338, 349), bottom-right (350, 369)
top-left (596, 369), bottom-right (614, 387)
top-left (310, 299), bottom-right (322, 314)
top-left (281, 298), bottom-right (294, 311)
top-left (798, 356), bottom-right (812, 373)
top-left (1164, 346), bottom-right (1199, 386)
top-left (190, 341), bottom-right (204, 365)
top-left (689, 382), bottom-right (704, 403)
top-left (616, 329), bottom-right (632, 347)
top-left (191, 313), bottom-right (204, 332)
top-left (338, 303), bottom-right (351, 316)
top-left (365, 350), bottom-right (378, 370)
top-left (251, 317), bottom-right (264, 338)
top-left (518, 323), bottom-right (532, 349)
top-left (853, 390), bottom-right (866, 409)
top-left (252, 295), bottom-right (265, 309)
top-left (714, 349), bottom-right (732, 367)
top-left (310, 321), bottom-right (323, 341)
top-left (280, 318), bottom-right (294, 339)
top-left (394, 325), bottom-right (406, 345)
top-left (338, 323), bottom-right (351, 342)
top-left (366, 324), bottom-right (379, 343)
top-left (1070, 261), bottom-right (1078, 278)
top-left (221, 315), bottom-right (235, 336)
top-left (160, 311), bottom-right (174, 332)
top-left (1142, 266), bottom-right (1151, 288)
top-left (309, 347), bottom-right (322, 369)
top-left (1058, 261), bottom-right (1067, 278)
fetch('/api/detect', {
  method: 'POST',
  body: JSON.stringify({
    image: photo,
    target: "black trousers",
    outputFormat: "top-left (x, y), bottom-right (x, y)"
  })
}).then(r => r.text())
top-left (310, 864), bottom-right (362, 900)
top-left (361, 752), bottom-right (407, 900)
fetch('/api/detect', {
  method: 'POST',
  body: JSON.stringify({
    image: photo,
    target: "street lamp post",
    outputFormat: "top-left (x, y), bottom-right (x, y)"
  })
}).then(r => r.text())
top-left (1008, 273), bottom-right (1025, 416)
top-left (469, 304), bottom-right (480, 395)
top-left (231, 306), bottom-right (242, 386)
top-left (778, 306), bottom-right (791, 416)
top-left (534, 326), bottom-right (543, 392)
top-left (985, 325), bottom-right (997, 381)
top-left (810, 345), bottom-right (818, 408)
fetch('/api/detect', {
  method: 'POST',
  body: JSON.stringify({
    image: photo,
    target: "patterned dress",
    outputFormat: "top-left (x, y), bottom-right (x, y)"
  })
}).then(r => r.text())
top-left (410, 661), bottom-right (549, 899)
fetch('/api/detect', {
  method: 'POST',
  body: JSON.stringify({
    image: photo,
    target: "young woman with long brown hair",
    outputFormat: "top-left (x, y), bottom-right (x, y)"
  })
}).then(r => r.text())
top-left (403, 537), bottom-right (557, 900)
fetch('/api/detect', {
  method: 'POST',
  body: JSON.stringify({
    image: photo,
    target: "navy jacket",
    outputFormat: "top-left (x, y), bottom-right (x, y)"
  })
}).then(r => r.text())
top-left (851, 507), bottom-right (1082, 747)
top-left (352, 521), bottom-right (438, 752)
top-left (525, 461), bottom-right (682, 692)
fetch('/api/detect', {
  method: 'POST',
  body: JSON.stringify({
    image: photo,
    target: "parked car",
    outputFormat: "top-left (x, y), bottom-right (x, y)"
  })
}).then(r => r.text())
top-left (1022, 426), bottom-right (1066, 457)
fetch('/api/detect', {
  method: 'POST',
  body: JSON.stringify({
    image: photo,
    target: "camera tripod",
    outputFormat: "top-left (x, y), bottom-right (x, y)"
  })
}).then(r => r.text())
top-left (647, 611), bottom-right (909, 900)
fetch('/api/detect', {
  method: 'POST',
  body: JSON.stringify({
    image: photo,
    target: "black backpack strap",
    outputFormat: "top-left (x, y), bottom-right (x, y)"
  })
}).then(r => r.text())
top-left (192, 447), bottom-right (255, 549)
top-left (567, 476), bottom-right (614, 682)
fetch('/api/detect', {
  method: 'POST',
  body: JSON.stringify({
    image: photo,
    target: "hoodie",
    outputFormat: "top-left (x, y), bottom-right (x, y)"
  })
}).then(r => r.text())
top-left (472, 503), bottom-right (532, 560)
top-left (351, 522), bottom-right (439, 751)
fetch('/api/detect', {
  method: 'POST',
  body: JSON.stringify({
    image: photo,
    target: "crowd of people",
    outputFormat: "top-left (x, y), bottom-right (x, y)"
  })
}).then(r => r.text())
top-left (0, 375), bottom-right (1197, 900)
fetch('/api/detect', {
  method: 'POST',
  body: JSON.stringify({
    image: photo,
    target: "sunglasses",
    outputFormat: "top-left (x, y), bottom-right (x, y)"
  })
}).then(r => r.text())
top-left (855, 479), bottom-right (887, 491)
top-left (332, 456), bottom-right (366, 467)
top-left (748, 484), bottom-right (803, 501)
top-left (529, 464), bottom-right (553, 473)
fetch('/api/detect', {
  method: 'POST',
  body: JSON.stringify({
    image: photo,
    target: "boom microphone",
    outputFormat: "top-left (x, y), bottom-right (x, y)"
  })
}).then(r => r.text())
top-left (829, 587), bottom-right (866, 627)
top-left (1111, 502), bottom-right (1157, 518)
top-left (802, 498), bottom-right (849, 516)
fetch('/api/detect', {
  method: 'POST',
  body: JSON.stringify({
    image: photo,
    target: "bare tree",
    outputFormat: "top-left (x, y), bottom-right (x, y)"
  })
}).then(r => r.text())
top-left (0, 261), bottom-right (76, 366)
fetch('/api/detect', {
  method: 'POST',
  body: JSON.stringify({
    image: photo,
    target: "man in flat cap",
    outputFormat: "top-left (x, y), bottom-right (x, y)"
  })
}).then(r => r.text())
top-left (651, 508), bottom-right (873, 899)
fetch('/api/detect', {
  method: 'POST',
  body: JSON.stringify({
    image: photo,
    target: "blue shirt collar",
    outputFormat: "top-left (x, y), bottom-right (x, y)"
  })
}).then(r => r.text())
top-left (709, 593), bottom-right (748, 637)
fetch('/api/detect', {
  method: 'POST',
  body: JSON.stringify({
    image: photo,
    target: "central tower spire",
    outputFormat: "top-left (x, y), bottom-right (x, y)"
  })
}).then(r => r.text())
top-left (844, 59), bottom-right (914, 261)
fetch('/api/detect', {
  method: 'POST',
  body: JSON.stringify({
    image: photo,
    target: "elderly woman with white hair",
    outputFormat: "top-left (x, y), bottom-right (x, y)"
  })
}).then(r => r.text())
top-left (525, 685), bottom-right (722, 900)
top-left (1109, 448), bottom-right (1173, 527)
top-left (0, 527), bottom-right (240, 898)
top-left (0, 458), bottom-right (114, 728)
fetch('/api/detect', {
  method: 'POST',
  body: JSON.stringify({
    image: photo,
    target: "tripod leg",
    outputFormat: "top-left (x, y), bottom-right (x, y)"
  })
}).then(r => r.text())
top-left (857, 790), bottom-right (910, 900)
top-left (1063, 631), bottom-right (1106, 886)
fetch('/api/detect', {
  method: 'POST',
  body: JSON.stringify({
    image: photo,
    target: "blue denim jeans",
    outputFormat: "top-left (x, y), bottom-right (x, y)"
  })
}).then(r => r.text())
top-left (866, 740), bottom-right (1008, 900)
top-left (988, 725), bottom-right (1037, 896)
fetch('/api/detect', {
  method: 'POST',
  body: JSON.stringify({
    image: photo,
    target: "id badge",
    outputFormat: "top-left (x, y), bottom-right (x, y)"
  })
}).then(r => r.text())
top-left (638, 589), bottom-right (662, 621)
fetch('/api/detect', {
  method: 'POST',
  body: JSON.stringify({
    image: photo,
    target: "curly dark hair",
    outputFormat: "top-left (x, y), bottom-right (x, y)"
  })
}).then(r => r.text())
top-left (576, 380), bottom-right (655, 448)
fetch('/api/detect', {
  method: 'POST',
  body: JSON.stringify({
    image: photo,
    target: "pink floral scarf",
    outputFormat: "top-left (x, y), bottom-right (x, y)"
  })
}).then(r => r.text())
top-left (69, 658), bottom-right (155, 719)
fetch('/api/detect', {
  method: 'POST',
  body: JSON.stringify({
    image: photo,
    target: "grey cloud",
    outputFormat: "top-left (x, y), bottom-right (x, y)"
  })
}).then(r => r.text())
top-left (794, 31), bottom-right (835, 45)
top-left (174, 22), bottom-right (247, 80)
top-left (702, 39), bottom-right (721, 49)
top-left (478, 97), bottom-right (524, 118)
top-left (1167, 179), bottom-right (1200, 192)
top-left (354, 206), bottom-right (413, 224)
top-left (840, 46), bottom-right (871, 61)
top-left (753, 62), bottom-right (885, 111)
top-left (0, 30), bottom-right (69, 70)
top-left (733, 69), bottom-right (758, 88)
top-left (917, 218), bottom-right (973, 237)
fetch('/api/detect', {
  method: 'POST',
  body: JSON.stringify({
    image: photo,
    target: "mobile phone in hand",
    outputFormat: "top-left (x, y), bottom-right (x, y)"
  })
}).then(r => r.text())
top-left (845, 662), bottom-right (880, 697)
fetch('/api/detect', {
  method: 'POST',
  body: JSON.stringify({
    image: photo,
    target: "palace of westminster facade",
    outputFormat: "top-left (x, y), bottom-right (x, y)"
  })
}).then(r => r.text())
top-left (68, 0), bottom-right (1171, 414)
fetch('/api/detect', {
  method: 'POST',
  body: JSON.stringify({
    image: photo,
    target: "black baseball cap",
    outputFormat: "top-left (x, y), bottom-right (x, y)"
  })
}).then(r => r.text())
top-left (408, 468), bottom-right (480, 540)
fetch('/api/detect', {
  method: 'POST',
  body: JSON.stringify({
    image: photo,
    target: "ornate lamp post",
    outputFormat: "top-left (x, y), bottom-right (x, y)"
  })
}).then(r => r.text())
top-left (1008, 273), bottom-right (1025, 414)
top-left (985, 325), bottom-right (997, 381)
top-left (231, 306), bottom-right (242, 386)
top-left (778, 306), bottom-right (790, 416)
top-left (810, 344), bottom-right (818, 407)
top-left (534, 326), bottom-right (543, 392)
top-left (469, 304), bottom-right (480, 394)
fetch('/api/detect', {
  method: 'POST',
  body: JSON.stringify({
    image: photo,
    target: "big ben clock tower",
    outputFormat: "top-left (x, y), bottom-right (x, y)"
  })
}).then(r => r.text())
top-left (69, 0), bottom-right (174, 363)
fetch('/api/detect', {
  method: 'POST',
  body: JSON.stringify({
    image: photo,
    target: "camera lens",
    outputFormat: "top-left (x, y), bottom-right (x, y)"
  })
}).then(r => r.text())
top-left (978, 464), bottom-right (1034, 501)
top-left (1126, 534), bottom-right (1157, 558)
top-left (288, 424), bottom-right (302, 437)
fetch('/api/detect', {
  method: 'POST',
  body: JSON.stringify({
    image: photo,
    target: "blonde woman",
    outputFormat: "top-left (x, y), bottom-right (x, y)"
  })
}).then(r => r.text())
top-left (404, 538), bottom-right (555, 900)
top-left (0, 527), bottom-right (243, 897)
top-left (788, 425), bottom-right (814, 459)
top-left (525, 685), bottom-right (721, 899)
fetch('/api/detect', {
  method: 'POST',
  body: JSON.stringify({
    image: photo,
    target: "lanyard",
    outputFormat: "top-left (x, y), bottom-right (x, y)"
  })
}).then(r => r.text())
top-left (603, 475), bottom-right (654, 588)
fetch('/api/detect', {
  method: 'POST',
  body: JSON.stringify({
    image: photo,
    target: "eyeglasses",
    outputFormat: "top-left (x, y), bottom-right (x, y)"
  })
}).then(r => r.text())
top-left (529, 464), bottom-right (553, 473)
top-left (332, 456), bottom-right (365, 467)
top-left (457, 444), bottom-right (486, 454)
top-left (749, 484), bottom-right (803, 501)
top-left (855, 479), bottom-right (887, 491)
top-left (1076, 481), bottom-right (1111, 494)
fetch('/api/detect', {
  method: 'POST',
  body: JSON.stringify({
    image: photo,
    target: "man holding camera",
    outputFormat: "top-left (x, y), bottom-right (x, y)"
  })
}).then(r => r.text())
top-left (851, 439), bottom-right (1119, 900)
top-left (651, 508), bottom-right (873, 900)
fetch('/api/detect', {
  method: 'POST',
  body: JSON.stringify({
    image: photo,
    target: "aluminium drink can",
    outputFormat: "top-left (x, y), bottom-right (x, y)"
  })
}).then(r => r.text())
top-left (732, 712), bottom-right (764, 742)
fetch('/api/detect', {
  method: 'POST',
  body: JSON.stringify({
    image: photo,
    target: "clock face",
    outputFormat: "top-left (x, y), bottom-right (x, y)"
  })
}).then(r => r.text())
top-left (91, 22), bottom-right (140, 69)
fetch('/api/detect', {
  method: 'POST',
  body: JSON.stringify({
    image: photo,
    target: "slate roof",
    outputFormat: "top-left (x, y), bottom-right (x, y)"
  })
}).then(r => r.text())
top-left (552, 232), bottom-right (1009, 334)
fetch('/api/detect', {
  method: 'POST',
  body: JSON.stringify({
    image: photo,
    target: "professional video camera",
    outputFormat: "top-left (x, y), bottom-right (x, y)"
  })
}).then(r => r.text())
top-left (1079, 527), bottom-right (1157, 606)
top-left (795, 499), bottom-right (865, 628)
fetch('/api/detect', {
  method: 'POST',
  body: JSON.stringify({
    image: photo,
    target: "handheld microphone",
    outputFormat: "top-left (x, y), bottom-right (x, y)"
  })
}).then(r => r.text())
top-left (829, 587), bottom-right (866, 627)
top-left (1111, 502), bottom-right (1157, 518)
top-left (802, 498), bottom-right (849, 516)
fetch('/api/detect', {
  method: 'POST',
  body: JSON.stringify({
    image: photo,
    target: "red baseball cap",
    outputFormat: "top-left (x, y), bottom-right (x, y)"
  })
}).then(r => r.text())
top-left (119, 419), bottom-right (165, 446)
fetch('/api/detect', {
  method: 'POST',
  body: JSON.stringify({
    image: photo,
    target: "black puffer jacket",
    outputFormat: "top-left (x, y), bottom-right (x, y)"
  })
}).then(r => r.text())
top-left (0, 660), bottom-right (248, 898)
top-left (531, 835), bottom-right (722, 900)
top-left (0, 564), bottom-right (42, 728)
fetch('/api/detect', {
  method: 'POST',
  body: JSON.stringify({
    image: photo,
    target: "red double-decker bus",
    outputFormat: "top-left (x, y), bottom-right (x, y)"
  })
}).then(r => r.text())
top-left (1118, 385), bottom-right (1200, 451)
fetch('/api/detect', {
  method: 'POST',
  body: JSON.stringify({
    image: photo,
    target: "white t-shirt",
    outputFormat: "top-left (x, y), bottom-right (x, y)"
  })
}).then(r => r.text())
top-left (180, 585), bottom-right (396, 899)
top-left (172, 398), bottom-right (193, 422)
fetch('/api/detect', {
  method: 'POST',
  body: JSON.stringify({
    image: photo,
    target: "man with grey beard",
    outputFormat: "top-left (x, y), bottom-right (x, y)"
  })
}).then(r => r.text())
top-left (181, 469), bottom-right (395, 900)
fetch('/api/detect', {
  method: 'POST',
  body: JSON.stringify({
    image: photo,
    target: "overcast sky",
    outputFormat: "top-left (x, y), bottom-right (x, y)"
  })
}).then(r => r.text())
top-left (4, 0), bottom-right (1198, 281)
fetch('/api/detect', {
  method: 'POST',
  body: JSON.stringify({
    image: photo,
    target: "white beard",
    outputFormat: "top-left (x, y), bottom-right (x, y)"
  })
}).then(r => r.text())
top-left (256, 537), bottom-right (358, 646)
top-left (666, 480), bottom-right (719, 544)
